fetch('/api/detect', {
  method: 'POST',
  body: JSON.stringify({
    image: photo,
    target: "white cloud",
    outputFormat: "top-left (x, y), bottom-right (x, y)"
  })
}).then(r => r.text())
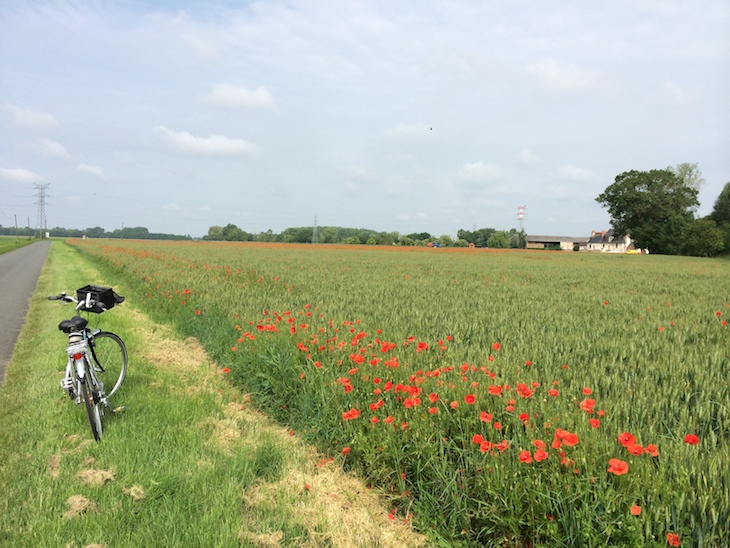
top-left (384, 123), bottom-right (432, 139)
top-left (77, 163), bottom-right (107, 180)
top-left (1, 104), bottom-right (58, 129)
top-left (416, 212), bottom-right (429, 220)
top-left (528, 59), bottom-right (601, 92)
top-left (206, 83), bottom-right (277, 110)
top-left (556, 164), bottom-right (595, 182)
top-left (30, 138), bottom-right (73, 161)
top-left (0, 167), bottom-right (44, 183)
top-left (516, 148), bottom-right (542, 166)
top-left (459, 161), bottom-right (501, 182)
top-left (154, 126), bottom-right (259, 156)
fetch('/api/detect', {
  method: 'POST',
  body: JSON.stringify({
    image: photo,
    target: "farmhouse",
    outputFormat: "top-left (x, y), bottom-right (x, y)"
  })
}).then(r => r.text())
top-left (526, 235), bottom-right (588, 251)
top-left (583, 230), bottom-right (634, 253)
top-left (526, 230), bottom-right (638, 253)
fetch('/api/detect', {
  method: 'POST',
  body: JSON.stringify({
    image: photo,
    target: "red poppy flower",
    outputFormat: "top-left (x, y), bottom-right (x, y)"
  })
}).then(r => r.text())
top-left (480, 411), bottom-right (492, 423)
top-left (626, 443), bottom-right (643, 456)
top-left (222, 367), bottom-right (231, 374)
top-left (518, 450), bottom-right (533, 463)
top-left (472, 434), bottom-right (484, 444)
top-left (450, 401), bottom-right (459, 409)
top-left (479, 441), bottom-right (493, 453)
top-left (583, 387), bottom-right (593, 395)
top-left (341, 409), bottom-right (361, 421)
top-left (464, 394), bottom-right (476, 405)
top-left (589, 418), bottom-right (600, 429)
top-left (580, 398), bottom-right (596, 413)
top-left (428, 407), bottom-right (438, 415)
top-left (547, 389), bottom-right (559, 397)
top-left (562, 433), bottom-right (579, 447)
top-left (644, 444), bottom-right (659, 457)
top-left (618, 432), bottom-right (636, 447)
top-left (630, 504), bottom-right (641, 516)
top-left (491, 342), bottom-right (501, 351)
top-left (384, 416), bottom-right (395, 424)
top-left (667, 533), bottom-right (680, 546)
top-left (684, 434), bottom-right (699, 445)
top-left (607, 458), bottom-right (629, 475)
top-left (341, 446), bottom-right (351, 455)
top-left (533, 439), bottom-right (546, 449)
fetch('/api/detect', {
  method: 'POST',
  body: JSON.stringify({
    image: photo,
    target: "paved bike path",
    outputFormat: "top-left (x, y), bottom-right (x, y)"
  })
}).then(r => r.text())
top-left (0, 240), bottom-right (52, 384)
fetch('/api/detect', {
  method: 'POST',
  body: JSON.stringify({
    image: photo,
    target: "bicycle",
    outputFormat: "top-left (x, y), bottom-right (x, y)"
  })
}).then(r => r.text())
top-left (48, 285), bottom-right (128, 441)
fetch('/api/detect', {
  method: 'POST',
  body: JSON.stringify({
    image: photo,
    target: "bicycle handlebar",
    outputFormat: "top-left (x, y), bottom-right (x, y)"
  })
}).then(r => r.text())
top-left (48, 292), bottom-right (107, 311)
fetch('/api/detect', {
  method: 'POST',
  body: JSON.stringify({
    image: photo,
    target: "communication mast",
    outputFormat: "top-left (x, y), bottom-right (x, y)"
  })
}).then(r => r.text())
top-left (312, 214), bottom-right (319, 244)
top-left (34, 183), bottom-right (50, 238)
top-left (517, 205), bottom-right (527, 233)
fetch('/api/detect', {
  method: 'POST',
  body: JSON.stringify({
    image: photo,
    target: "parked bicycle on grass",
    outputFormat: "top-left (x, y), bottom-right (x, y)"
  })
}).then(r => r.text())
top-left (48, 285), bottom-right (128, 441)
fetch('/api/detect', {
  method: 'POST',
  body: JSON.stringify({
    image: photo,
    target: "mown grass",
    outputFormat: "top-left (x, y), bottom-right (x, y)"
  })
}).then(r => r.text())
top-left (0, 242), bottom-right (425, 547)
top-left (0, 235), bottom-right (34, 255)
top-left (66, 239), bottom-right (730, 546)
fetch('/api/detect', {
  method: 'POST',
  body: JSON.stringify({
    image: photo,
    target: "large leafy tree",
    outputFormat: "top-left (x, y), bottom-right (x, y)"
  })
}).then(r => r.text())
top-left (681, 219), bottom-right (725, 257)
top-left (709, 181), bottom-right (730, 226)
top-left (596, 169), bottom-right (699, 254)
top-left (709, 181), bottom-right (730, 252)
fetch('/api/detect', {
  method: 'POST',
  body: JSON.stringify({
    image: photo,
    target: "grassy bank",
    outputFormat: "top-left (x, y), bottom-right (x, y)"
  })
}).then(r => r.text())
top-left (0, 236), bottom-right (34, 255)
top-left (0, 241), bottom-right (425, 547)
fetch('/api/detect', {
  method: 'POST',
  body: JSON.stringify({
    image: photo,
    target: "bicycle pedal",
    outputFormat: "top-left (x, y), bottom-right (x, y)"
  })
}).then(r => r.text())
top-left (113, 406), bottom-right (126, 414)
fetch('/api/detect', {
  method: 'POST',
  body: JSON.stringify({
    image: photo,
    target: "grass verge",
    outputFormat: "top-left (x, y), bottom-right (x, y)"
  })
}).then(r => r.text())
top-left (0, 236), bottom-right (34, 255)
top-left (0, 241), bottom-right (427, 547)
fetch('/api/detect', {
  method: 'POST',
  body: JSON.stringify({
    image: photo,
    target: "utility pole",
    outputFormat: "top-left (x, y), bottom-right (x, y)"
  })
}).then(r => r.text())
top-left (312, 214), bottom-right (319, 244)
top-left (14, 215), bottom-right (19, 242)
top-left (34, 183), bottom-right (50, 239)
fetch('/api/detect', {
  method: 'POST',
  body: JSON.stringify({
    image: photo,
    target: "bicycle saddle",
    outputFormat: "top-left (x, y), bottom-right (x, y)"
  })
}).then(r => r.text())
top-left (59, 316), bottom-right (88, 334)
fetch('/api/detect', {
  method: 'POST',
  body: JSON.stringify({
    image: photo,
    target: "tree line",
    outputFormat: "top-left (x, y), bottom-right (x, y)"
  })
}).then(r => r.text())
top-left (0, 225), bottom-right (191, 241)
top-left (203, 224), bottom-right (527, 248)
top-left (596, 163), bottom-right (730, 257)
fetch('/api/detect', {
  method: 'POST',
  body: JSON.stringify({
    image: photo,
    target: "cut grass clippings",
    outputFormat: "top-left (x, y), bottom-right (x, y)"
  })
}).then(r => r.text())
top-left (0, 241), bottom-right (427, 547)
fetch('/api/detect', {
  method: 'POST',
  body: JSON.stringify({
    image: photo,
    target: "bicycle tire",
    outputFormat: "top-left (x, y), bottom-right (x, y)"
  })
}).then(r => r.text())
top-left (89, 331), bottom-right (128, 399)
top-left (80, 377), bottom-right (102, 441)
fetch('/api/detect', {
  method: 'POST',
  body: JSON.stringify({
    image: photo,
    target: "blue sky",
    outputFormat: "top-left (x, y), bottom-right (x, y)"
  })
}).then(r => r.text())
top-left (1, 0), bottom-right (728, 238)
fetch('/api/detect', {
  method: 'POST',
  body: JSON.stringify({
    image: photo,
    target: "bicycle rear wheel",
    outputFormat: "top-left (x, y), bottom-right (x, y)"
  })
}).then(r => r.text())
top-left (80, 378), bottom-right (102, 441)
top-left (89, 331), bottom-right (128, 399)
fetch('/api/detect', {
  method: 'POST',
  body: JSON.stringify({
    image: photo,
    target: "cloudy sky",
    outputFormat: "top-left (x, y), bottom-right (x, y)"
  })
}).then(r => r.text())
top-left (1, 0), bottom-right (728, 238)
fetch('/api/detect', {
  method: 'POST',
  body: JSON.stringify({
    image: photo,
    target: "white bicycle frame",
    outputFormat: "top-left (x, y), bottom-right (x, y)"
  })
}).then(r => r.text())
top-left (58, 295), bottom-right (107, 406)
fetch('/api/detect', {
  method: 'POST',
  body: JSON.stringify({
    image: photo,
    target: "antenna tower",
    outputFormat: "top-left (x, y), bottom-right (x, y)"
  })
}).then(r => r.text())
top-left (312, 214), bottom-right (319, 244)
top-left (517, 205), bottom-right (527, 233)
top-left (34, 183), bottom-right (50, 238)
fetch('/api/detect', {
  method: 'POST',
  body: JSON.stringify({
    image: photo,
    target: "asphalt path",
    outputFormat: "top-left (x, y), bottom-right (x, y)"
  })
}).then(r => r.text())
top-left (0, 240), bottom-right (51, 384)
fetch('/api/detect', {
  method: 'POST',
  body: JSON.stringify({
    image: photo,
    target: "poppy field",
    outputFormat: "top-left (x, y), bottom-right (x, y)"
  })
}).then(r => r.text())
top-left (69, 239), bottom-right (729, 546)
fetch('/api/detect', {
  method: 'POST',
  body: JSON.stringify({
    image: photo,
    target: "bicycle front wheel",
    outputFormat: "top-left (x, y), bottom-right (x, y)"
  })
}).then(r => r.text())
top-left (89, 331), bottom-right (128, 399)
top-left (80, 378), bottom-right (102, 442)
